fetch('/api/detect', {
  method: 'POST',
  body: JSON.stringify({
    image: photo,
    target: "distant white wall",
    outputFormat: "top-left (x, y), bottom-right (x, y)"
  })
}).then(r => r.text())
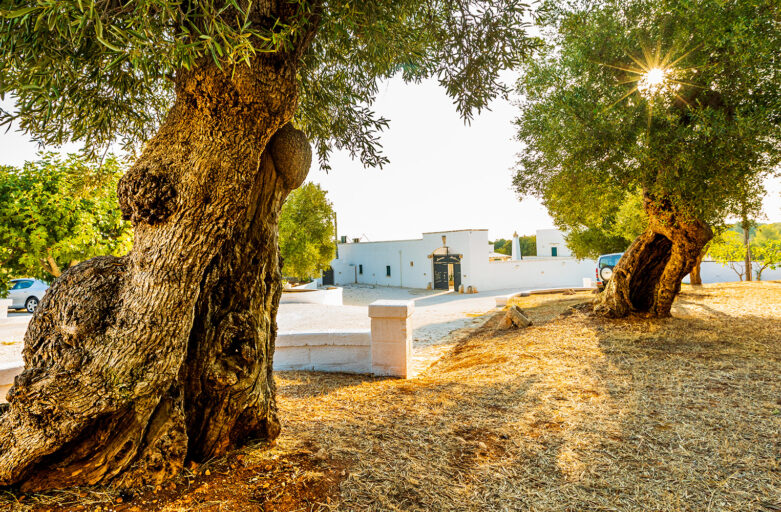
top-left (536, 229), bottom-right (572, 257)
top-left (472, 257), bottom-right (597, 290)
top-left (684, 261), bottom-right (781, 284)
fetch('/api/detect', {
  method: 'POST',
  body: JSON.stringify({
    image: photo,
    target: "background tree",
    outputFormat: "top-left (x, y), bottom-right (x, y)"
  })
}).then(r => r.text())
top-left (493, 235), bottom-right (536, 256)
top-left (708, 230), bottom-right (749, 280)
top-left (278, 183), bottom-right (335, 281)
top-left (0, 153), bottom-right (131, 293)
top-left (752, 239), bottom-right (781, 281)
top-left (752, 223), bottom-right (781, 245)
top-left (514, 0), bottom-right (780, 317)
top-left (493, 239), bottom-right (511, 255)
top-left (0, 0), bottom-right (537, 490)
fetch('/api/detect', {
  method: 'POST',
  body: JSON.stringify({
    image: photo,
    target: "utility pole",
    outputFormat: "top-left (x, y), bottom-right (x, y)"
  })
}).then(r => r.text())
top-left (334, 211), bottom-right (339, 259)
top-left (742, 216), bottom-right (752, 281)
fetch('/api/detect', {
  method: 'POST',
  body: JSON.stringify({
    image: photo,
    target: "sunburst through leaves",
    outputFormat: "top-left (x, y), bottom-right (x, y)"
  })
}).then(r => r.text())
top-left (600, 44), bottom-right (702, 133)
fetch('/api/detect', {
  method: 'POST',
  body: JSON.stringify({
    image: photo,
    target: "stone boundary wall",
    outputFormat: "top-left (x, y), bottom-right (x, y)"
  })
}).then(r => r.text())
top-left (275, 330), bottom-right (372, 373)
top-left (274, 300), bottom-right (414, 378)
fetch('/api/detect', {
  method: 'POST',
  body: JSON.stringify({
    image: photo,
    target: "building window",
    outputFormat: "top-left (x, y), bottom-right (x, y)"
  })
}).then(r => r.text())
top-left (386, 265), bottom-right (391, 277)
top-left (359, 264), bottom-right (363, 274)
top-left (551, 247), bottom-right (558, 257)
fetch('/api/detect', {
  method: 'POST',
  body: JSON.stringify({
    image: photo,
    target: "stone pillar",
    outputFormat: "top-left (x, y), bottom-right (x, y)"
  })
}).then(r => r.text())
top-left (0, 299), bottom-right (10, 319)
top-left (511, 231), bottom-right (521, 261)
top-left (368, 300), bottom-right (414, 378)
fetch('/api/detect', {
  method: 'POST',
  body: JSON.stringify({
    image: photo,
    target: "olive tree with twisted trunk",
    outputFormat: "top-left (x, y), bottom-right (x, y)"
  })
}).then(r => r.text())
top-left (513, 0), bottom-right (780, 318)
top-left (0, 0), bottom-right (536, 491)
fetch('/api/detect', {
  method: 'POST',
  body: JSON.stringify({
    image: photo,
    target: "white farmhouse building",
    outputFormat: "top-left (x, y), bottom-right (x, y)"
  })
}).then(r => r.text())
top-left (328, 229), bottom-right (596, 291)
top-left (536, 228), bottom-right (572, 257)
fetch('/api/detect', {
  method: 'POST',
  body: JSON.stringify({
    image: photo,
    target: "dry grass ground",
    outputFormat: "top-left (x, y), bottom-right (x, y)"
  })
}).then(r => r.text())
top-left (5, 282), bottom-right (780, 511)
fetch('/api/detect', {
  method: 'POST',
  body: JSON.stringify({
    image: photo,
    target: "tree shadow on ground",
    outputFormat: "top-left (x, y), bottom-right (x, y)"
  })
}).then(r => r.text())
top-left (7, 286), bottom-right (779, 511)
top-left (273, 286), bottom-right (780, 511)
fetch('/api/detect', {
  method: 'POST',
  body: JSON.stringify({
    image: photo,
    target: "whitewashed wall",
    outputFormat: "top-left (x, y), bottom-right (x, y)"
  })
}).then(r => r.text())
top-left (471, 257), bottom-right (597, 290)
top-left (684, 261), bottom-right (781, 284)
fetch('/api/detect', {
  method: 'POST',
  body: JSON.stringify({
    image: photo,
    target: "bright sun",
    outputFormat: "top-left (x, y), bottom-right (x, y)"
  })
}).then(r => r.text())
top-left (637, 67), bottom-right (668, 97)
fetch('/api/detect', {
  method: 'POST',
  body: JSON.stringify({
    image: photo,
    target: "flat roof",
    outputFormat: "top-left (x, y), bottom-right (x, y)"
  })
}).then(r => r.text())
top-left (337, 229), bottom-right (490, 246)
top-left (421, 229), bottom-right (488, 234)
top-left (337, 238), bottom-right (422, 245)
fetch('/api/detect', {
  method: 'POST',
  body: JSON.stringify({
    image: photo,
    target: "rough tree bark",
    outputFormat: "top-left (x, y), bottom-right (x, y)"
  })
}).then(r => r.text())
top-left (0, 49), bottom-right (313, 490)
top-left (690, 249), bottom-right (705, 286)
top-left (595, 195), bottom-right (713, 318)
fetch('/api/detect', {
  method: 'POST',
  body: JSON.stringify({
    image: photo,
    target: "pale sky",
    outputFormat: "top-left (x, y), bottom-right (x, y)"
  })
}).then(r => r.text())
top-left (2, 80), bottom-right (780, 243)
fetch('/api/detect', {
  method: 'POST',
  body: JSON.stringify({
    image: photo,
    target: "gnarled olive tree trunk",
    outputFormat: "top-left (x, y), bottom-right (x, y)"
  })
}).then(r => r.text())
top-left (0, 56), bottom-right (311, 491)
top-left (595, 196), bottom-right (712, 318)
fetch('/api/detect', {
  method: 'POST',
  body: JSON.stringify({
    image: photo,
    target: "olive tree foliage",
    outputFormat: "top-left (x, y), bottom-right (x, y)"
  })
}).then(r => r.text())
top-left (564, 190), bottom-right (647, 259)
top-left (512, 0), bottom-right (780, 317)
top-left (0, 153), bottom-right (131, 293)
top-left (278, 182), bottom-right (335, 280)
top-left (514, 0), bottom-right (779, 233)
top-left (0, 0), bottom-right (538, 166)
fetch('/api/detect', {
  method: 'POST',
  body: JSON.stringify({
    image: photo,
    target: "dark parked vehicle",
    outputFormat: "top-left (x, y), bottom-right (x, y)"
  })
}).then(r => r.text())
top-left (595, 253), bottom-right (623, 291)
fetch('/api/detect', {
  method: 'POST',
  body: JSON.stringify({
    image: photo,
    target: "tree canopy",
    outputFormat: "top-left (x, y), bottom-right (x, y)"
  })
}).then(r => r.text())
top-left (278, 182), bottom-right (335, 280)
top-left (493, 235), bottom-right (536, 256)
top-left (0, 153), bottom-right (131, 293)
top-left (1, 0), bottom-right (537, 166)
top-left (513, 0), bottom-right (780, 236)
top-left (563, 191), bottom-right (647, 259)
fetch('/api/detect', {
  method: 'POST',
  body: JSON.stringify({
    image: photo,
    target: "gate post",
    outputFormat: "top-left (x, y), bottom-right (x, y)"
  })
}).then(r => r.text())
top-left (368, 300), bottom-right (414, 378)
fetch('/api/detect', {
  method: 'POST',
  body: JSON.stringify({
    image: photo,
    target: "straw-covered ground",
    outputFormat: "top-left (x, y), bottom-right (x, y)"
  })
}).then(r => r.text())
top-left (4, 281), bottom-right (780, 511)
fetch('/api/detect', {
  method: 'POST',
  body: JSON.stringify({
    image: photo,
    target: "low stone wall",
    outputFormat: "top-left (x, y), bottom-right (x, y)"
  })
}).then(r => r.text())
top-left (280, 287), bottom-right (343, 306)
top-left (274, 300), bottom-right (414, 378)
top-left (275, 330), bottom-right (372, 373)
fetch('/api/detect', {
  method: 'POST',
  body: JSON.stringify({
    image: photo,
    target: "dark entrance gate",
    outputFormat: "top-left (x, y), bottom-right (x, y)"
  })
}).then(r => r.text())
top-left (433, 254), bottom-right (461, 291)
top-left (322, 267), bottom-right (334, 286)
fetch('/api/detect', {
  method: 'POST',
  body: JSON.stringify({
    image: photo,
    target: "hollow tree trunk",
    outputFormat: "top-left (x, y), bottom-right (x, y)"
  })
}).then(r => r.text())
top-left (0, 56), bottom-right (311, 490)
top-left (690, 249), bottom-right (705, 286)
top-left (595, 196), bottom-right (712, 318)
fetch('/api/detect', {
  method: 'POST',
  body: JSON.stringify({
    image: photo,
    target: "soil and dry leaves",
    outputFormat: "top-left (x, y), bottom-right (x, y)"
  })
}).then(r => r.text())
top-left (4, 281), bottom-right (780, 511)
